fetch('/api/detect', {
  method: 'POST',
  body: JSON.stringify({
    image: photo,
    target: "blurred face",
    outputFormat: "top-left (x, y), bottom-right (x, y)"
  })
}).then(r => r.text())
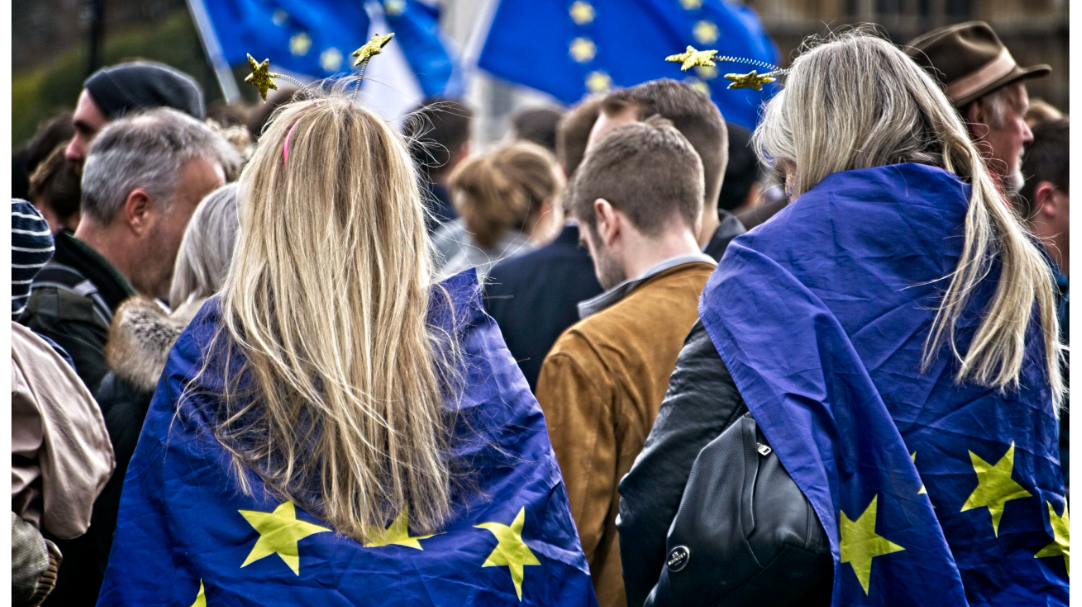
top-left (132, 157), bottom-right (225, 299)
top-left (972, 84), bottom-right (1032, 191)
top-left (66, 90), bottom-right (109, 165)
top-left (587, 104), bottom-right (639, 151)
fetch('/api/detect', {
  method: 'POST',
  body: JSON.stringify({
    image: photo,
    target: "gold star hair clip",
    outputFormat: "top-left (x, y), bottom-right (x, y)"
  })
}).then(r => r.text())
top-left (665, 48), bottom-right (788, 91)
top-left (245, 54), bottom-right (304, 101)
top-left (352, 33), bottom-right (395, 72)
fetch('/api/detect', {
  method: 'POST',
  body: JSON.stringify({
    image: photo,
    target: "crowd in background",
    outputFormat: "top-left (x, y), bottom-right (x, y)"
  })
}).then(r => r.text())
top-left (9, 19), bottom-right (1071, 607)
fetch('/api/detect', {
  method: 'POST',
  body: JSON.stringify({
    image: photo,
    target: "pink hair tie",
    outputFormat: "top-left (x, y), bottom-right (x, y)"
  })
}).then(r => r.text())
top-left (282, 102), bottom-right (320, 164)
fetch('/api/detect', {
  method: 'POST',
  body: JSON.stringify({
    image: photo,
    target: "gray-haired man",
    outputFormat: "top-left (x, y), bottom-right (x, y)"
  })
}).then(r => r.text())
top-left (21, 107), bottom-right (239, 393)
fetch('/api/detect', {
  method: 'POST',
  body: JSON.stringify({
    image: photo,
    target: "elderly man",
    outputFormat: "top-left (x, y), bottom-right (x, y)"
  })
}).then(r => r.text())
top-left (64, 61), bottom-right (206, 165)
top-left (22, 108), bottom-right (238, 395)
top-left (907, 21), bottom-right (1050, 192)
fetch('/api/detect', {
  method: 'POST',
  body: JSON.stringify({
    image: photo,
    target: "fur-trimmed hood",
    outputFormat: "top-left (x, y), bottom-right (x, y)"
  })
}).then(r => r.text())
top-left (105, 296), bottom-right (206, 392)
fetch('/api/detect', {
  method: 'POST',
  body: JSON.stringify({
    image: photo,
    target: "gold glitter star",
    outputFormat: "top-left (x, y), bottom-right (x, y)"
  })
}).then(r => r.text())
top-left (244, 54), bottom-right (281, 101)
top-left (665, 45), bottom-right (718, 72)
top-left (724, 70), bottom-right (776, 90)
top-left (352, 32), bottom-right (395, 67)
top-left (1034, 501), bottom-right (1069, 575)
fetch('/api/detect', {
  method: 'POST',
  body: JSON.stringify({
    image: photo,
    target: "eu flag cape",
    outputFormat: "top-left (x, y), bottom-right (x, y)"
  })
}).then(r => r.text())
top-left (699, 164), bottom-right (1068, 606)
top-left (97, 270), bottom-right (598, 606)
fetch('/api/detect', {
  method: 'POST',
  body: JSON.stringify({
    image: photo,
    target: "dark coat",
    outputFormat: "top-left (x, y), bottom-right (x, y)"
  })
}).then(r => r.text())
top-left (617, 320), bottom-right (748, 607)
top-left (484, 223), bottom-right (603, 390)
top-left (703, 210), bottom-right (746, 262)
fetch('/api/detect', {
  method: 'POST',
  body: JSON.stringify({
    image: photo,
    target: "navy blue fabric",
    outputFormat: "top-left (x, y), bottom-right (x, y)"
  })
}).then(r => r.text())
top-left (700, 164), bottom-right (1067, 606)
top-left (97, 270), bottom-right (597, 606)
top-left (484, 224), bottom-right (602, 391)
top-left (12, 199), bottom-right (54, 318)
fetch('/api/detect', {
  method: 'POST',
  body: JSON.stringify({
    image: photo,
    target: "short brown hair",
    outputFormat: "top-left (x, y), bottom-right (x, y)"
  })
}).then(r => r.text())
top-left (403, 98), bottom-right (473, 177)
top-left (601, 79), bottom-right (727, 207)
top-left (570, 116), bottom-right (703, 236)
top-left (450, 141), bottom-right (564, 249)
top-left (556, 95), bottom-right (603, 178)
top-left (1019, 118), bottom-right (1069, 219)
top-left (28, 144), bottom-right (81, 224)
top-left (512, 107), bottom-right (563, 154)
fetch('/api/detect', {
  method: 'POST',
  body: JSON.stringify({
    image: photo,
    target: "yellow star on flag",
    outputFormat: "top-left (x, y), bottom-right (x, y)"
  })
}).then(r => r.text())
top-left (724, 70), bottom-right (776, 91)
top-left (910, 452), bottom-right (927, 495)
top-left (586, 71), bottom-right (612, 94)
top-left (320, 48), bottom-right (343, 73)
top-left (290, 32), bottom-right (312, 56)
top-left (569, 37), bottom-right (597, 63)
top-left (352, 33), bottom-right (395, 67)
top-left (684, 77), bottom-right (710, 96)
top-left (693, 20), bottom-right (719, 45)
top-left (961, 442), bottom-right (1032, 537)
top-left (475, 507), bottom-right (541, 601)
top-left (245, 54), bottom-right (281, 101)
top-left (665, 46), bottom-right (717, 72)
top-left (1034, 501), bottom-right (1069, 575)
top-left (364, 509), bottom-right (436, 550)
top-left (569, 1), bottom-right (595, 25)
top-left (239, 501), bottom-right (330, 575)
top-left (680, 0), bottom-right (702, 9)
top-left (839, 495), bottom-right (905, 595)
top-left (189, 580), bottom-right (206, 607)
top-left (272, 9), bottom-right (288, 26)
top-left (384, 0), bottom-right (406, 16)
top-left (695, 64), bottom-right (718, 80)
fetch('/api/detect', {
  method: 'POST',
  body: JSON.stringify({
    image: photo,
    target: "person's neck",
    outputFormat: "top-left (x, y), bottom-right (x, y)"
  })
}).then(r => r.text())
top-left (1031, 219), bottom-right (1069, 276)
top-left (697, 205), bottom-right (720, 249)
top-left (622, 227), bottom-right (704, 282)
top-left (73, 222), bottom-right (135, 284)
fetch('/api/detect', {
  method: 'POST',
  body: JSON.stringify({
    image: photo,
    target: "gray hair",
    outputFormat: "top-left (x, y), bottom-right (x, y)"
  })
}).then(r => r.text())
top-left (168, 182), bottom-right (240, 308)
top-left (754, 29), bottom-right (1063, 405)
top-left (81, 107), bottom-right (241, 225)
top-left (974, 82), bottom-right (1025, 130)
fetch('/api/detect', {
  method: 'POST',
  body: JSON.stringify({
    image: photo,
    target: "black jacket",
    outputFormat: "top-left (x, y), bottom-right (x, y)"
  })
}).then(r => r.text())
top-left (617, 320), bottom-right (748, 607)
top-left (703, 210), bottom-right (746, 262)
top-left (484, 223), bottom-right (603, 390)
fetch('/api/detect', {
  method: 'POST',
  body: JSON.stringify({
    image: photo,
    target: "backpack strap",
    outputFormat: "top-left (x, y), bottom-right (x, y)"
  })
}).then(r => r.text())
top-left (32, 263), bottom-right (113, 326)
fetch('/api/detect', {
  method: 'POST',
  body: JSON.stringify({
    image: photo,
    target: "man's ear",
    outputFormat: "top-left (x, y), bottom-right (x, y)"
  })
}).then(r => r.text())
top-left (124, 189), bottom-right (155, 236)
top-left (593, 198), bottom-right (619, 246)
top-left (1033, 181), bottom-right (1059, 219)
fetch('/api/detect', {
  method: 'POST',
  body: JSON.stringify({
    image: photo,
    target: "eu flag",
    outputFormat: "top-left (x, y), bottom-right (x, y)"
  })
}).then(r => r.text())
top-left (195, 0), bottom-right (462, 96)
top-left (699, 164), bottom-right (1068, 606)
top-left (96, 270), bottom-right (598, 606)
top-left (475, 0), bottom-right (779, 129)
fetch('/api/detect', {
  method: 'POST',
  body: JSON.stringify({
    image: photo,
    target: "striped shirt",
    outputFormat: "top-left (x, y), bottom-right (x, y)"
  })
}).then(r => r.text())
top-left (12, 200), bottom-right (54, 318)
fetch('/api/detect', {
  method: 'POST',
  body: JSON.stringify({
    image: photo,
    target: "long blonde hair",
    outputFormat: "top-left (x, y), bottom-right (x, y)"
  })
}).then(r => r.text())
top-left (753, 30), bottom-right (1063, 404)
top-left (208, 88), bottom-right (459, 541)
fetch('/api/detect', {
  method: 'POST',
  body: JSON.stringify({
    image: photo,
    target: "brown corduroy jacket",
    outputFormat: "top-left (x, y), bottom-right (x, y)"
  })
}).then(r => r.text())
top-left (536, 261), bottom-right (714, 607)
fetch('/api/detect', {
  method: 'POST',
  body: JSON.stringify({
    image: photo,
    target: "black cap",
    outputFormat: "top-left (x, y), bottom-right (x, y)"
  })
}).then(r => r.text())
top-left (84, 61), bottom-right (205, 121)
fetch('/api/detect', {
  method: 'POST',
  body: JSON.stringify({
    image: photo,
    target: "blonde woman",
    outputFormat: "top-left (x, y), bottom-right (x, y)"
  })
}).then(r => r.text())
top-left (96, 89), bottom-right (597, 606)
top-left (619, 31), bottom-right (1066, 607)
top-left (435, 141), bottom-right (564, 279)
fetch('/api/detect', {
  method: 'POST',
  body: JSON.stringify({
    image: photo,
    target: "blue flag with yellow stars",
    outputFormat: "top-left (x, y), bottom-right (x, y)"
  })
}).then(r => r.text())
top-left (197, 0), bottom-right (462, 96)
top-left (96, 270), bottom-right (598, 606)
top-left (474, 0), bottom-right (779, 129)
top-left (699, 163), bottom-right (1068, 606)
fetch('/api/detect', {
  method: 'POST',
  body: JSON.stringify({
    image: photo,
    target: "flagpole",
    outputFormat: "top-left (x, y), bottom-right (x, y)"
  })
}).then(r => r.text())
top-left (185, 0), bottom-right (242, 103)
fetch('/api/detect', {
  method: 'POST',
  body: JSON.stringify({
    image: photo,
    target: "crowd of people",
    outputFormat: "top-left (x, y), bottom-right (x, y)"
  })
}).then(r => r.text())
top-left (10, 20), bottom-right (1069, 607)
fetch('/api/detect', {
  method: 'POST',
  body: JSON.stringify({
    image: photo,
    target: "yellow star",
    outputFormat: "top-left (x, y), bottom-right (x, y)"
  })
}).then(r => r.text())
top-left (680, 0), bottom-right (702, 9)
top-left (569, 37), bottom-right (597, 63)
top-left (272, 9), bottom-right (288, 26)
top-left (189, 580), bottom-right (205, 607)
top-left (961, 442), bottom-right (1032, 537)
top-left (245, 54), bottom-right (281, 101)
top-left (238, 501), bottom-right (331, 575)
top-left (665, 45), bottom-right (718, 72)
top-left (684, 77), bottom-right (710, 96)
top-left (693, 20), bottom-right (719, 45)
top-left (724, 70), bottom-right (776, 91)
top-left (585, 71), bottom-right (612, 94)
top-left (695, 64), bottom-right (717, 80)
top-left (475, 507), bottom-right (541, 601)
top-left (364, 509), bottom-right (436, 550)
top-left (910, 452), bottom-right (927, 495)
top-left (384, 0), bottom-right (406, 17)
top-left (1035, 501), bottom-right (1069, 575)
top-left (840, 495), bottom-right (905, 595)
top-left (290, 31), bottom-right (312, 56)
top-left (569, 1), bottom-right (594, 25)
top-left (320, 48), bottom-right (343, 73)
top-left (352, 33), bottom-right (395, 67)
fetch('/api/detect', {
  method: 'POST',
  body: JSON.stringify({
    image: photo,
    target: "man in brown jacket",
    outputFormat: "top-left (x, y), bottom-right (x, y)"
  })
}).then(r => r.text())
top-left (536, 117), bottom-right (715, 607)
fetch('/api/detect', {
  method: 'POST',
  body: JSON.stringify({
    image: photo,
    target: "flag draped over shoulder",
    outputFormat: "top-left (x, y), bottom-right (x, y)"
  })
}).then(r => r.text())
top-left (196, 0), bottom-right (462, 95)
top-left (475, 0), bottom-right (779, 129)
top-left (699, 164), bottom-right (1068, 606)
top-left (96, 270), bottom-right (598, 607)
